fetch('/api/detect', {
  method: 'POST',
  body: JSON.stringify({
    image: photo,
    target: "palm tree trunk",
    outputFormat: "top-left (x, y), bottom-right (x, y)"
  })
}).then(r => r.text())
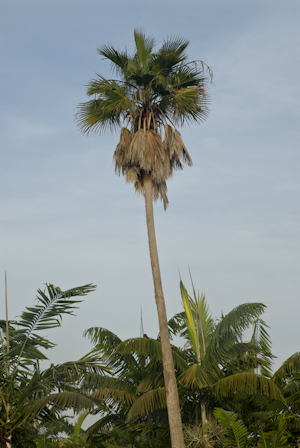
top-left (6, 411), bottom-right (11, 448)
top-left (200, 400), bottom-right (208, 447)
top-left (143, 174), bottom-right (185, 448)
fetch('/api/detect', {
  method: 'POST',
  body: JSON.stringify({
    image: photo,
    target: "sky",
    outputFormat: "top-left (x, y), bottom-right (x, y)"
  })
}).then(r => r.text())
top-left (1, 0), bottom-right (299, 373)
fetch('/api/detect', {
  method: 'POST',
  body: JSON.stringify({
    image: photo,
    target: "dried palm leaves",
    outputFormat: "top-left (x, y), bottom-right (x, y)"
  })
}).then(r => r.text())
top-left (113, 125), bottom-right (193, 210)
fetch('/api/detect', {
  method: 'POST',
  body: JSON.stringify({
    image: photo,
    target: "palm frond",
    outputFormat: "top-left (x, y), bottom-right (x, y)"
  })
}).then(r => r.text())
top-left (84, 412), bottom-right (123, 437)
top-left (136, 371), bottom-right (164, 393)
top-left (17, 284), bottom-right (95, 331)
top-left (258, 416), bottom-right (290, 448)
top-left (168, 311), bottom-right (185, 338)
top-left (169, 86), bottom-right (209, 125)
top-left (153, 36), bottom-right (189, 76)
top-left (83, 326), bottom-right (122, 351)
top-left (214, 302), bottom-right (266, 341)
top-left (126, 388), bottom-right (167, 422)
top-left (179, 281), bottom-right (214, 364)
top-left (273, 352), bottom-right (300, 385)
top-left (178, 363), bottom-right (211, 389)
top-left (11, 284), bottom-right (96, 369)
top-left (207, 302), bottom-right (266, 365)
top-left (213, 407), bottom-right (249, 448)
top-left (76, 78), bottom-right (133, 135)
top-left (213, 373), bottom-right (284, 402)
top-left (116, 337), bottom-right (188, 372)
top-left (92, 387), bottom-right (136, 406)
top-left (251, 318), bottom-right (275, 376)
top-left (21, 390), bottom-right (98, 422)
top-left (83, 326), bottom-right (133, 373)
top-left (97, 44), bottom-right (129, 77)
top-left (133, 29), bottom-right (155, 68)
top-left (179, 282), bottom-right (200, 362)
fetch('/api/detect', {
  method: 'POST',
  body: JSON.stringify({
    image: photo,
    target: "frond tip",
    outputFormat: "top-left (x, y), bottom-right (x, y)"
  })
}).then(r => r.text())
top-left (17, 283), bottom-right (96, 331)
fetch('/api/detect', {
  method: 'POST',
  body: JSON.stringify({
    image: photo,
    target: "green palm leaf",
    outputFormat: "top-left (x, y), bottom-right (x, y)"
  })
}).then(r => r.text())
top-left (126, 388), bottom-right (167, 422)
top-left (207, 303), bottom-right (266, 365)
top-left (273, 351), bottom-right (300, 385)
top-left (97, 45), bottom-right (129, 75)
top-left (178, 363), bottom-right (211, 388)
top-left (213, 407), bottom-right (249, 448)
top-left (83, 326), bottom-right (122, 351)
top-left (136, 370), bottom-right (164, 393)
top-left (213, 373), bottom-right (284, 402)
top-left (13, 284), bottom-right (96, 368)
top-left (92, 387), bottom-right (136, 406)
top-left (180, 280), bottom-right (214, 364)
top-left (251, 318), bottom-right (274, 376)
top-left (17, 284), bottom-right (95, 331)
top-left (258, 417), bottom-right (290, 448)
top-left (133, 29), bottom-right (155, 68)
top-left (116, 337), bottom-right (188, 373)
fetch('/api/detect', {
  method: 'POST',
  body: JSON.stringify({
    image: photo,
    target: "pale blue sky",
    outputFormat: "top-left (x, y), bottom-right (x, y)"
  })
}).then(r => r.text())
top-left (1, 0), bottom-right (299, 371)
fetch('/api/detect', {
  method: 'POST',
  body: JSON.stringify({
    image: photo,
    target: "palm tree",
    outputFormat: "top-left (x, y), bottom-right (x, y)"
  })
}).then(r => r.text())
top-left (168, 280), bottom-right (279, 446)
top-left (0, 281), bottom-right (109, 448)
top-left (76, 29), bottom-right (211, 448)
top-left (81, 327), bottom-right (182, 447)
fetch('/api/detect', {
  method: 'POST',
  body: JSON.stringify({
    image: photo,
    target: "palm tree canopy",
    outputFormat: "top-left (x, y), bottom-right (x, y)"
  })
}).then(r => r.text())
top-left (76, 29), bottom-right (211, 208)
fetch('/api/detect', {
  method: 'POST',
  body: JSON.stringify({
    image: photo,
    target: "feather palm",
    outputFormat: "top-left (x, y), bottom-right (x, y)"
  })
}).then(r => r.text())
top-left (0, 282), bottom-right (109, 447)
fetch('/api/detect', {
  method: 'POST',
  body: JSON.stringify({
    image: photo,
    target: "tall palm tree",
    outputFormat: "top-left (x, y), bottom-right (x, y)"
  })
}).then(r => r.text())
top-left (76, 29), bottom-right (211, 448)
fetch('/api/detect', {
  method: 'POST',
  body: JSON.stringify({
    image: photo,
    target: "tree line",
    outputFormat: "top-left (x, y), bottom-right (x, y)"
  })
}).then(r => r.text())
top-left (1, 280), bottom-right (299, 447)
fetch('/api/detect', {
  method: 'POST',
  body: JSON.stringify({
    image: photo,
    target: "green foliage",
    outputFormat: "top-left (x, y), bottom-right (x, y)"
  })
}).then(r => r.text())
top-left (214, 407), bottom-right (249, 448)
top-left (76, 30), bottom-right (211, 209)
top-left (82, 329), bottom-right (173, 446)
top-left (214, 408), bottom-right (293, 448)
top-left (80, 280), bottom-right (300, 447)
top-left (77, 29), bottom-right (210, 134)
top-left (3, 278), bottom-right (297, 446)
top-left (0, 282), bottom-right (110, 447)
top-left (213, 374), bottom-right (283, 401)
top-left (257, 417), bottom-right (290, 448)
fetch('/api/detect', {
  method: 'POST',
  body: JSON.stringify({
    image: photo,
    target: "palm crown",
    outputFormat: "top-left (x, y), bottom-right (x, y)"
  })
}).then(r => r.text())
top-left (76, 30), bottom-right (211, 208)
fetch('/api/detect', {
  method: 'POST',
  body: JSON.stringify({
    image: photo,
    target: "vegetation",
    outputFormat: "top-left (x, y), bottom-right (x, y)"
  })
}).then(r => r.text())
top-left (3, 29), bottom-right (297, 448)
top-left (1, 278), bottom-right (299, 447)
top-left (76, 29), bottom-right (211, 448)
top-left (0, 280), bottom-right (109, 448)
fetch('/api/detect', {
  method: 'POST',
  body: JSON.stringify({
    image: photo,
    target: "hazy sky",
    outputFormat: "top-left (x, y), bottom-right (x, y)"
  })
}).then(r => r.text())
top-left (1, 0), bottom-right (299, 372)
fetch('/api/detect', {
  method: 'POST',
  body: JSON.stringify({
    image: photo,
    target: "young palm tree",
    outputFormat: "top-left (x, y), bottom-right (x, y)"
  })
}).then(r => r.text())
top-left (76, 29), bottom-right (211, 448)
top-left (82, 327), bottom-right (180, 447)
top-left (0, 281), bottom-right (109, 448)
top-left (172, 281), bottom-right (278, 439)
